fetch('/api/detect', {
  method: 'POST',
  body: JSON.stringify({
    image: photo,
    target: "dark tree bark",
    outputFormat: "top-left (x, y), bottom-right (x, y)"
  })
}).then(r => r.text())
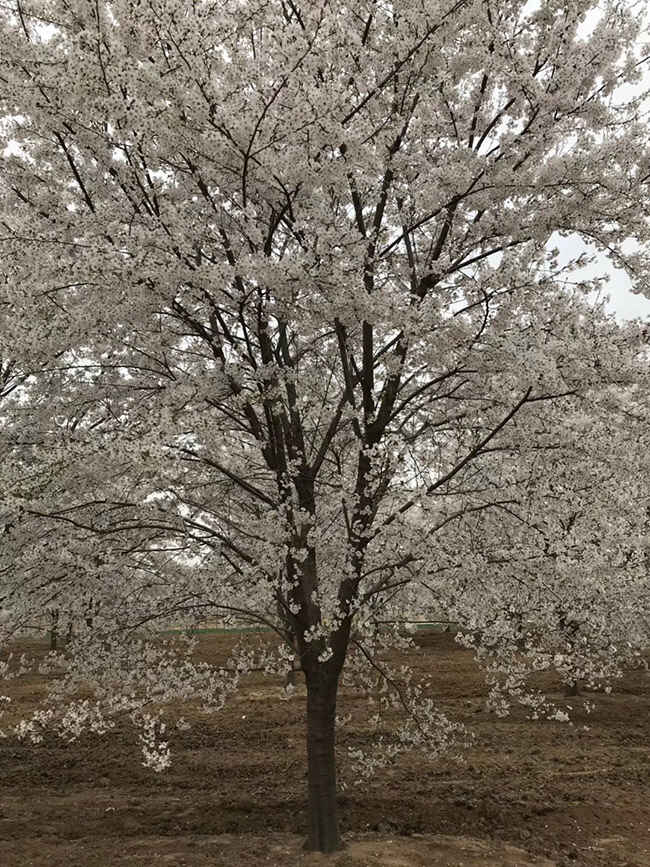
top-left (49, 609), bottom-right (59, 651)
top-left (302, 666), bottom-right (344, 853)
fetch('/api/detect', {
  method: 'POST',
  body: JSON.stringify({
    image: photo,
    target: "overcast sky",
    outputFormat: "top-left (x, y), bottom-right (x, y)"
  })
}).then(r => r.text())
top-left (554, 233), bottom-right (650, 323)
top-left (606, 278), bottom-right (650, 323)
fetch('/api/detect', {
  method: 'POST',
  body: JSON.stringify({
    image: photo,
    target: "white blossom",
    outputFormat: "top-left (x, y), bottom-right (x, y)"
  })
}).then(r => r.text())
top-left (0, 0), bottom-right (649, 853)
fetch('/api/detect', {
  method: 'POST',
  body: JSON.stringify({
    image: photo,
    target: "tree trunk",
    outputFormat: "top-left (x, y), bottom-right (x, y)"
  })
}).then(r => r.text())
top-left (49, 609), bottom-right (59, 651)
top-left (564, 680), bottom-right (580, 697)
top-left (303, 668), bottom-right (343, 853)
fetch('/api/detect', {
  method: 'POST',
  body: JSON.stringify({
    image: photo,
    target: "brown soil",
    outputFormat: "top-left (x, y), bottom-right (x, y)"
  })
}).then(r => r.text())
top-left (0, 632), bottom-right (648, 866)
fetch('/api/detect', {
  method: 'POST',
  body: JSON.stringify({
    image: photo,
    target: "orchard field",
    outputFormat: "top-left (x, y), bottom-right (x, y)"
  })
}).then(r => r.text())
top-left (0, 631), bottom-right (648, 867)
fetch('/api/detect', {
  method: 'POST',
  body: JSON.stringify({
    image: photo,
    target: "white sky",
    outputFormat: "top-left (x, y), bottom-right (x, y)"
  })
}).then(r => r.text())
top-left (607, 285), bottom-right (650, 323)
top-left (601, 272), bottom-right (650, 323)
top-left (555, 233), bottom-right (650, 323)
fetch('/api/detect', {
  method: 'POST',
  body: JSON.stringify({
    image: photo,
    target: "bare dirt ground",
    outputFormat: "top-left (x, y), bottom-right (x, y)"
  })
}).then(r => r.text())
top-left (0, 632), bottom-right (648, 867)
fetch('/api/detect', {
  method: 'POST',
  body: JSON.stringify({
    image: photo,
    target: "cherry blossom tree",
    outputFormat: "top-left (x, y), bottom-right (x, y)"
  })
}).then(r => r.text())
top-left (1, 0), bottom-right (650, 852)
top-left (419, 370), bottom-right (650, 705)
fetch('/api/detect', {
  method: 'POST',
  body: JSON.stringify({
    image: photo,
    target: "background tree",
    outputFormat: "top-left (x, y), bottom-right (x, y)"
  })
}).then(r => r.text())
top-left (1, 0), bottom-right (650, 853)
top-left (415, 367), bottom-right (650, 704)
